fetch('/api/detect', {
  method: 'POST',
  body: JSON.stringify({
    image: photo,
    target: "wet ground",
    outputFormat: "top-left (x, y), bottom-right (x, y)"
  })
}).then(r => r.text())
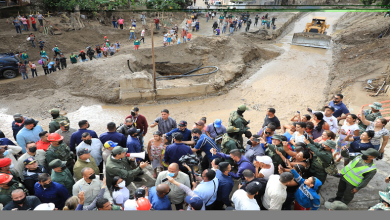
top-left (1, 12), bottom-right (390, 210)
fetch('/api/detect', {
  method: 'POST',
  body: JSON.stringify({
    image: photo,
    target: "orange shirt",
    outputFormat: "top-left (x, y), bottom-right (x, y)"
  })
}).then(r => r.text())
top-left (187, 33), bottom-right (192, 39)
top-left (187, 19), bottom-right (192, 25)
top-left (36, 140), bottom-right (51, 152)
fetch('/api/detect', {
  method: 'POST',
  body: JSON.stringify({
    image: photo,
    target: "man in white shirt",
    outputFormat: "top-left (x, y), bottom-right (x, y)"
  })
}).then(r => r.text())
top-left (0, 144), bottom-right (23, 175)
top-left (232, 181), bottom-right (262, 210)
top-left (262, 173), bottom-right (294, 210)
top-left (308, 106), bottom-right (338, 134)
top-left (254, 156), bottom-right (274, 180)
top-left (193, 169), bottom-right (219, 210)
top-left (76, 132), bottom-right (103, 169)
top-left (124, 187), bottom-right (148, 210)
top-left (72, 167), bottom-right (112, 206)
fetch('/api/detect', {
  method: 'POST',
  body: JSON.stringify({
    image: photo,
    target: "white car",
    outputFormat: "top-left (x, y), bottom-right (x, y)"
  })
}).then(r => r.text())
top-left (230, 1), bottom-right (248, 9)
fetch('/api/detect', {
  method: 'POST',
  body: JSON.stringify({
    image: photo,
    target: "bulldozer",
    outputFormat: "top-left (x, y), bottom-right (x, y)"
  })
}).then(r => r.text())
top-left (291, 16), bottom-right (332, 49)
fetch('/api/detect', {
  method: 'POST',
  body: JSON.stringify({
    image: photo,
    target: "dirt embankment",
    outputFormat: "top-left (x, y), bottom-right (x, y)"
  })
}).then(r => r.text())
top-left (325, 12), bottom-right (390, 100)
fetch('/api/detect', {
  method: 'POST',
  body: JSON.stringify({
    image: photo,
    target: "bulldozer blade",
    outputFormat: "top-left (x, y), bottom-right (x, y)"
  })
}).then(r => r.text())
top-left (291, 32), bottom-right (331, 49)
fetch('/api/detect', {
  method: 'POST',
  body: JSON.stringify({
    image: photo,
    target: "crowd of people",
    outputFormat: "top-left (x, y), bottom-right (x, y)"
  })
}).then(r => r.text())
top-left (1, 94), bottom-right (390, 211)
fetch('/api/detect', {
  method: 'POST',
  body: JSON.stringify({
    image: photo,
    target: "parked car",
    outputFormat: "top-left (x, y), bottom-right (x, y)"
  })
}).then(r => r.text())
top-left (0, 53), bottom-right (19, 79)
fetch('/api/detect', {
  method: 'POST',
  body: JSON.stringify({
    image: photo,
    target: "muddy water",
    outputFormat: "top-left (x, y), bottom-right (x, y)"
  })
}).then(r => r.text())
top-left (0, 13), bottom-right (346, 147)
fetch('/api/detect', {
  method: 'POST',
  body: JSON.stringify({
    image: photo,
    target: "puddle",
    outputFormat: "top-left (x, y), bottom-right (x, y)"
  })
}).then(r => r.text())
top-left (290, 45), bottom-right (328, 55)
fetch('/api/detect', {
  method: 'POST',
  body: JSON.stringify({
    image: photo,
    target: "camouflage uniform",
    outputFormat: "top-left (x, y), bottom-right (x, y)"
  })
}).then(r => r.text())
top-left (48, 108), bottom-right (70, 133)
top-left (228, 104), bottom-right (250, 149)
top-left (46, 142), bottom-right (74, 173)
top-left (0, 181), bottom-right (29, 207)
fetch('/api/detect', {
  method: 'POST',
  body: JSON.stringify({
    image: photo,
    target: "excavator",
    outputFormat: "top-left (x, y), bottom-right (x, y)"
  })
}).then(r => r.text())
top-left (291, 16), bottom-right (332, 49)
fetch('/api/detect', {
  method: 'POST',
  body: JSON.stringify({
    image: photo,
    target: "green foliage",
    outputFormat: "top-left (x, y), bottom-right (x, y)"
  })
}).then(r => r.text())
top-left (43, 0), bottom-right (130, 11)
top-left (147, 0), bottom-right (192, 9)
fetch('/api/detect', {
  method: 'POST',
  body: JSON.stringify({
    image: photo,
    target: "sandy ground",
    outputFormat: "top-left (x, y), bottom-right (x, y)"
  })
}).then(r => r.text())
top-left (1, 11), bottom-right (390, 210)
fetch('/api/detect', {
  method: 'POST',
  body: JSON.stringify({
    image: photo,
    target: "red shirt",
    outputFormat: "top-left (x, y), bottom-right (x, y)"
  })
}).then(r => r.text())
top-left (36, 140), bottom-right (51, 152)
top-left (154, 18), bottom-right (159, 24)
top-left (31, 17), bottom-right (36, 24)
top-left (124, 114), bottom-right (149, 134)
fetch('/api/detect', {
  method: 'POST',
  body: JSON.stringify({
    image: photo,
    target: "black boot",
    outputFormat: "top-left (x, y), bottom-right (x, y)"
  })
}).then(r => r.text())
top-left (328, 197), bottom-right (342, 203)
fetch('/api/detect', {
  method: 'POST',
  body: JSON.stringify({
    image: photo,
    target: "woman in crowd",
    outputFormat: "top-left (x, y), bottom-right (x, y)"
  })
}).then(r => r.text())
top-left (147, 131), bottom-right (164, 178)
top-left (334, 114), bottom-right (359, 162)
top-left (359, 109), bottom-right (390, 153)
top-left (314, 130), bottom-right (336, 143)
top-left (112, 16), bottom-right (118, 28)
top-left (112, 176), bottom-right (130, 208)
top-left (283, 123), bottom-right (296, 143)
top-left (311, 112), bottom-right (330, 140)
top-left (290, 122), bottom-right (307, 148)
top-left (290, 112), bottom-right (311, 123)
top-left (342, 130), bottom-right (375, 165)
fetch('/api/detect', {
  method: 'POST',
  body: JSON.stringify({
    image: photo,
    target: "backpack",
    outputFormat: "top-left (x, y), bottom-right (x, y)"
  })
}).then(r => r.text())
top-left (316, 156), bottom-right (338, 176)
top-left (52, 47), bottom-right (55, 52)
top-left (38, 59), bottom-right (43, 65)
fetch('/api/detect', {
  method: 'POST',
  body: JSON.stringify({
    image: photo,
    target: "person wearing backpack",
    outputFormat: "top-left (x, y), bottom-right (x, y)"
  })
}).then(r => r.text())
top-left (41, 57), bottom-right (49, 75)
top-left (53, 45), bottom-right (61, 56)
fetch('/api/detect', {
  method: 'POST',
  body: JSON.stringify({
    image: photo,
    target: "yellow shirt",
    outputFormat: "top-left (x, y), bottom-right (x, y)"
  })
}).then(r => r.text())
top-left (130, 27), bottom-right (135, 32)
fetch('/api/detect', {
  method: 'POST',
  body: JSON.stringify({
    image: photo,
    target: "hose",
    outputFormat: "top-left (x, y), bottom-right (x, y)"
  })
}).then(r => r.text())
top-left (127, 60), bottom-right (134, 73)
top-left (156, 63), bottom-right (219, 80)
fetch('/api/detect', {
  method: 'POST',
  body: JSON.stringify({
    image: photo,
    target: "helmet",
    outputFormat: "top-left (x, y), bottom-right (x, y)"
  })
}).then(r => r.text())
top-left (47, 133), bottom-right (64, 142)
top-left (104, 141), bottom-right (118, 149)
top-left (104, 36), bottom-right (107, 39)
top-left (136, 198), bottom-right (152, 211)
top-left (0, 173), bottom-right (13, 185)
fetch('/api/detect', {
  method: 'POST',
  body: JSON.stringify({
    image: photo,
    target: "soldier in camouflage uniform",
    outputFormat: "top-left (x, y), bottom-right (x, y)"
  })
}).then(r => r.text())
top-left (49, 159), bottom-right (75, 195)
top-left (46, 133), bottom-right (75, 175)
top-left (358, 102), bottom-right (383, 135)
top-left (48, 108), bottom-right (70, 133)
top-left (228, 104), bottom-right (251, 149)
top-left (260, 134), bottom-right (287, 174)
top-left (220, 126), bottom-right (241, 166)
top-left (0, 173), bottom-right (29, 208)
top-left (306, 138), bottom-right (335, 193)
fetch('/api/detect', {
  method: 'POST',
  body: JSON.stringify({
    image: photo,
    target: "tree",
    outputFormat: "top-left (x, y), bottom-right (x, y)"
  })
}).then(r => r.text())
top-left (44, 0), bottom-right (131, 11)
top-left (147, 0), bottom-right (192, 9)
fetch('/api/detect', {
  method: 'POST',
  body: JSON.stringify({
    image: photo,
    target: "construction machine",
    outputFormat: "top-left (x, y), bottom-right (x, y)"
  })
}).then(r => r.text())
top-left (291, 16), bottom-right (332, 49)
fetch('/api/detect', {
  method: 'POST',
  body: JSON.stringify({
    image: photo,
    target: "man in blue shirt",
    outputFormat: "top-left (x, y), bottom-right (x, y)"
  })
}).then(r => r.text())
top-left (214, 161), bottom-right (234, 210)
top-left (16, 118), bottom-right (44, 153)
top-left (34, 173), bottom-right (70, 210)
top-left (69, 120), bottom-right (98, 153)
top-left (126, 127), bottom-right (142, 165)
top-left (99, 122), bottom-right (127, 148)
top-left (211, 148), bottom-right (255, 180)
top-left (193, 169), bottom-right (219, 210)
top-left (148, 184), bottom-right (172, 210)
top-left (11, 113), bottom-right (27, 140)
top-left (328, 94), bottom-right (350, 121)
top-left (191, 128), bottom-right (220, 173)
top-left (164, 133), bottom-right (193, 175)
top-left (163, 120), bottom-right (192, 143)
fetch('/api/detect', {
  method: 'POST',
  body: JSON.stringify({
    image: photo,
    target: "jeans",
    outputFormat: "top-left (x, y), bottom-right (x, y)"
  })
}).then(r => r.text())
top-left (183, 36), bottom-right (186, 43)
top-left (31, 41), bottom-right (36, 48)
top-left (38, 19), bottom-right (43, 26)
top-left (23, 24), bottom-right (29, 31)
top-left (55, 65), bottom-right (61, 71)
top-left (222, 26), bottom-right (226, 34)
top-left (110, 52), bottom-right (114, 56)
top-left (174, 202), bottom-right (183, 210)
top-left (142, 19), bottom-right (146, 25)
top-left (156, 23), bottom-right (159, 30)
top-left (32, 23), bottom-right (37, 31)
top-left (230, 27), bottom-right (234, 33)
top-left (43, 67), bottom-right (49, 75)
top-left (15, 26), bottom-right (21, 33)
top-left (80, 59), bottom-right (87, 62)
top-left (129, 32), bottom-right (135, 40)
top-left (31, 69), bottom-right (37, 77)
top-left (207, 17), bottom-right (209, 22)
top-left (141, 37), bottom-right (144, 43)
top-left (373, 144), bottom-right (380, 151)
top-left (282, 192), bottom-right (295, 210)
top-left (97, 53), bottom-right (102, 58)
top-left (112, 21), bottom-right (118, 28)
top-left (21, 72), bottom-right (28, 80)
top-left (49, 68), bottom-right (56, 73)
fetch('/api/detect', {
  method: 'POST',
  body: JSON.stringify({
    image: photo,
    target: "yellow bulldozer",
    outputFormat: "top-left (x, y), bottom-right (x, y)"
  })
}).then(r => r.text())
top-left (291, 17), bottom-right (332, 49)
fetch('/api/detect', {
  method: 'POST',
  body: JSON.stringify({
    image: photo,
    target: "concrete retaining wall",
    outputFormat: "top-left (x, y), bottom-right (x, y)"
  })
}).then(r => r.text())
top-left (271, 12), bottom-right (302, 39)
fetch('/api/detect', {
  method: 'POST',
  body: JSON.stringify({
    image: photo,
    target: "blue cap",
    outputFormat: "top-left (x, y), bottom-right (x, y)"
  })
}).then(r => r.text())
top-left (185, 196), bottom-right (203, 210)
top-left (214, 119), bottom-right (222, 128)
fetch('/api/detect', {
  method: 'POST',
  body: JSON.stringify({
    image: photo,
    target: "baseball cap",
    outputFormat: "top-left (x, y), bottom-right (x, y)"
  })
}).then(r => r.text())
top-left (112, 146), bottom-right (128, 155)
top-left (195, 121), bottom-right (205, 126)
top-left (132, 107), bottom-right (140, 112)
top-left (185, 196), bottom-right (203, 210)
top-left (361, 148), bottom-right (380, 158)
top-left (128, 127), bottom-right (140, 136)
top-left (252, 137), bottom-right (260, 143)
top-left (178, 120), bottom-right (187, 127)
top-left (323, 140), bottom-right (336, 150)
top-left (23, 157), bottom-right (36, 165)
top-left (324, 201), bottom-right (349, 210)
top-left (59, 121), bottom-right (70, 127)
top-left (49, 108), bottom-right (60, 114)
top-left (246, 181), bottom-right (262, 195)
top-left (135, 188), bottom-right (146, 199)
top-left (256, 155), bottom-right (272, 164)
top-left (214, 119), bottom-right (222, 128)
top-left (104, 141), bottom-right (118, 149)
top-left (34, 203), bottom-right (56, 210)
top-left (13, 113), bottom-right (23, 118)
top-left (324, 106), bottom-right (335, 112)
top-left (77, 148), bottom-right (91, 157)
top-left (172, 132), bottom-right (183, 141)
